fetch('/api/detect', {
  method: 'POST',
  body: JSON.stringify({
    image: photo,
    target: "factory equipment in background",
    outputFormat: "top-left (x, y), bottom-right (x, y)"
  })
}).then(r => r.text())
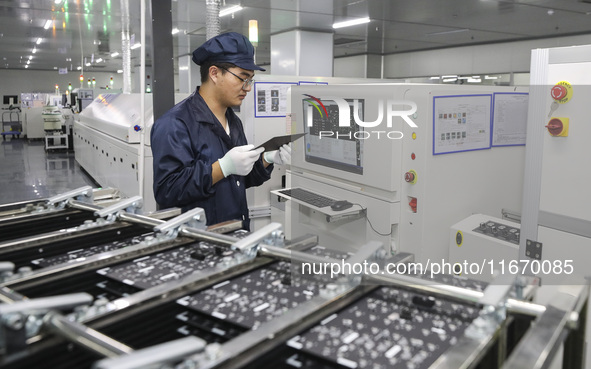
top-left (42, 105), bottom-right (68, 150)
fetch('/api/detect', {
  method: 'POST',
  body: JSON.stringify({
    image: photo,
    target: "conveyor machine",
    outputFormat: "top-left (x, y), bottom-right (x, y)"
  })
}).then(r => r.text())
top-left (0, 190), bottom-right (587, 369)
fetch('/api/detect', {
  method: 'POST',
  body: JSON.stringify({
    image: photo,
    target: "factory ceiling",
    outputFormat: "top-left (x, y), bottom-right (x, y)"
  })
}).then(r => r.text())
top-left (1, 0), bottom-right (590, 74)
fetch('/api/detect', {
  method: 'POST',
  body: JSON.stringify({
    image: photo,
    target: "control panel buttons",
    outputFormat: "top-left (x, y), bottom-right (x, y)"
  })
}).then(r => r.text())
top-left (550, 85), bottom-right (567, 100)
top-left (545, 117), bottom-right (569, 137)
top-left (404, 170), bottom-right (417, 184)
top-left (409, 197), bottom-right (417, 213)
top-left (550, 81), bottom-right (573, 104)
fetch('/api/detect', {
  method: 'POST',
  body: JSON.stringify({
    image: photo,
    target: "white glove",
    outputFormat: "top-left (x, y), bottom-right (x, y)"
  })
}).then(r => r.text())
top-left (264, 144), bottom-right (291, 165)
top-left (218, 144), bottom-right (264, 177)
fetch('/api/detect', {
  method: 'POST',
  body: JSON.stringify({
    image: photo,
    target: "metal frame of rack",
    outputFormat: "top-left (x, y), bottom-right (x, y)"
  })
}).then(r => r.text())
top-left (1, 110), bottom-right (22, 139)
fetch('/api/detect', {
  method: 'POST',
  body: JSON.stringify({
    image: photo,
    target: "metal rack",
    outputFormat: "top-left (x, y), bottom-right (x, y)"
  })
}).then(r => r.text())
top-left (1, 110), bottom-right (21, 139)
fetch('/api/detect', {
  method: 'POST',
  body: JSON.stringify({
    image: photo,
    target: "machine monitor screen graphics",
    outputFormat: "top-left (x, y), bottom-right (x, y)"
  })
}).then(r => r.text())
top-left (302, 98), bottom-right (364, 175)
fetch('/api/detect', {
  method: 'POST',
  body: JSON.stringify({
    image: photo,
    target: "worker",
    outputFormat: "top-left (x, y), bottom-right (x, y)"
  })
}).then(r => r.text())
top-left (151, 32), bottom-right (291, 230)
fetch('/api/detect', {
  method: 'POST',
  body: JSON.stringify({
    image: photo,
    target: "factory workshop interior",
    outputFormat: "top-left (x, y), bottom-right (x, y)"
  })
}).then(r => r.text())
top-left (1, 1), bottom-right (591, 369)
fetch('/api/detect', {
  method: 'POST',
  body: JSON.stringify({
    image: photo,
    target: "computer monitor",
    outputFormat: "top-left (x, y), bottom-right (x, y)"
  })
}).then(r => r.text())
top-left (3, 95), bottom-right (18, 106)
top-left (302, 98), bottom-right (364, 175)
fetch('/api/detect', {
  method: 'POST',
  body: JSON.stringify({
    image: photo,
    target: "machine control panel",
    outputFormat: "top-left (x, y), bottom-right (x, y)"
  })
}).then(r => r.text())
top-left (473, 220), bottom-right (520, 245)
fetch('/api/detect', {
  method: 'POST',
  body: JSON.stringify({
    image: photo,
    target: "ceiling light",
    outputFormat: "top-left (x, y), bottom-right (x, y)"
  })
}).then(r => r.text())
top-left (44, 20), bottom-right (53, 29)
top-left (32, 48), bottom-right (37, 53)
top-left (25, 65), bottom-right (29, 68)
top-left (54, 0), bottom-right (64, 4)
top-left (485, 75), bottom-right (498, 80)
top-left (28, 55), bottom-right (32, 59)
top-left (442, 75), bottom-right (457, 79)
top-left (117, 69), bottom-right (123, 73)
top-left (179, 66), bottom-right (189, 71)
top-left (220, 5), bottom-right (243, 17)
top-left (85, 62), bottom-right (91, 66)
top-left (27, 60), bottom-right (30, 64)
top-left (332, 17), bottom-right (370, 29)
top-left (131, 43), bottom-right (141, 50)
top-left (36, 38), bottom-right (42, 44)
top-left (77, 66), bottom-right (81, 70)
top-left (96, 58), bottom-right (103, 63)
top-left (426, 28), bottom-right (469, 36)
top-left (468, 78), bottom-right (482, 83)
top-left (171, 28), bottom-right (180, 35)
top-left (249, 20), bottom-right (258, 45)
top-left (442, 78), bottom-right (457, 83)
top-left (111, 51), bottom-right (119, 57)
top-left (429, 76), bottom-right (440, 80)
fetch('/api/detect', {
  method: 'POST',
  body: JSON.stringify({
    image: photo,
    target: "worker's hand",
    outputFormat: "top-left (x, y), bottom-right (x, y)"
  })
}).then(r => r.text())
top-left (263, 144), bottom-right (291, 165)
top-left (218, 144), bottom-right (265, 177)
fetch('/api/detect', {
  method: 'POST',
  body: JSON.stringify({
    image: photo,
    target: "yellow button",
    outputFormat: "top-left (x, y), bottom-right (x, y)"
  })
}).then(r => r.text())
top-left (412, 132), bottom-right (417, 140)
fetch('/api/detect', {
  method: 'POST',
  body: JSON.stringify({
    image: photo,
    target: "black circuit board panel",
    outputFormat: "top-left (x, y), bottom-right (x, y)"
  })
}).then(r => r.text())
top-left (95, 230), bottom-right (250, 290)
top-left (285, 286), bottom-right (481, 369)
top-left (473, 220), bottom-right (520, 245)
top-left (176, 246), bottom-right (353, 331)
top-left (30, 232), bottom-right (156, 268)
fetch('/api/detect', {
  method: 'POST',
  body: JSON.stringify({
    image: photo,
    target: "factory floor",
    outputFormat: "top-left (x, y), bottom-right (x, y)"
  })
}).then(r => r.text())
top-left (0, 138), bottom-right (97, 205)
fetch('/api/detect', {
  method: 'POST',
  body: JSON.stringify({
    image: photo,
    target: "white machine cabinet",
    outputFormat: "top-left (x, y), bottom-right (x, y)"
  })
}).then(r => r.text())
top-left (74, 93), bottom-right (156, 212)
top-left (519, 44), bottom-right (591, 369)
top-left (282, 83), bottom-right (528, 262)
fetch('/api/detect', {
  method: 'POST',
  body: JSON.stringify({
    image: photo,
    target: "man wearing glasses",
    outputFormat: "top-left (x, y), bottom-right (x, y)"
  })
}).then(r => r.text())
top-left (151, 32), bottom-right (290, 230)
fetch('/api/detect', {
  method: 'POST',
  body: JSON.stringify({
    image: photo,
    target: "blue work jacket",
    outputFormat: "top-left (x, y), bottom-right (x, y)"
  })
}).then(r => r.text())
top-left (151, 88), bottom-right (272, 230)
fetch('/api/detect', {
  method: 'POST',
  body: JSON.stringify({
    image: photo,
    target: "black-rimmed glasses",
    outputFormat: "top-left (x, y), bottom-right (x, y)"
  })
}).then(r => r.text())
top-left (218, 66), bottom-right (255, 89)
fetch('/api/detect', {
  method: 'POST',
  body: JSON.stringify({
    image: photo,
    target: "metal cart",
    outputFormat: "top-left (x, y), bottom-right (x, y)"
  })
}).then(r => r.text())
top-left (1, 109), bottom-right (22, 139)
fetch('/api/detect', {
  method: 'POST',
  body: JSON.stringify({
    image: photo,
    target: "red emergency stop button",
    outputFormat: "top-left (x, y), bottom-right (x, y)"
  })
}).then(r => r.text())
top-left (551, 85), bottom-right (567, 101)
top-left (409, 197), bottom-right (417, 213)
top-left (405, 170), bottom-right (417, 184)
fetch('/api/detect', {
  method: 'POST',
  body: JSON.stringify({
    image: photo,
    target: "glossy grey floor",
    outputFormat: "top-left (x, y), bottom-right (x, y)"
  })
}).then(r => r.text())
top-left (0, 139), bottom-right (96, 205)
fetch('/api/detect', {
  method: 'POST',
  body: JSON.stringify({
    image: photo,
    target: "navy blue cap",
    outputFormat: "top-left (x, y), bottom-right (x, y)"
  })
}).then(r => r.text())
top-left (192, 32), bottom-right (265, 71)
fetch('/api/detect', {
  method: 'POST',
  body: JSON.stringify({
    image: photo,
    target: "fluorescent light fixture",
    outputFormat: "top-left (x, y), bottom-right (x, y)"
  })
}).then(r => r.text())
top-left (44, 20), bottom-right (53, 29)
top-left (442, 78), bottom-right (457, 83)
top-left (467, 78), bottom-right (482, 83)
top-left (442, 75), bottom-right (457, 79)
top-left (131, 43), bottom-right (141, 50)
top-left (485, 75), bottom-right (498, 80)
top-left (426, 28), bottom-right (469, 36)
top-left (36, 38), bottom-right (42, 45)
top-left (27, 60), bottom-right (30, 64)
top-left (429, 76), bottom-right (440, 80)
top-left (25, 65), bottom-right (29, 68)
top-left (77, 66), bottom-right (82, 70)
top-left (457, 76), bottom-right (469, 80)
top-left (54, 0), bottom-right (64, 4)
top-left (333, 17), bottom-right (370, 29)
top-left (96, 58), bottom-right (103, 63)
top-left (249, 20), bottom-right (258, 44)
top-left (111, 51), bottom-right (119, 57)
top-left (220, 5), bottom-right (243, 17)
top-left (171, 28), bottom-right (180, 35)
top-left (32, 47), bottom-right (37, 53)
top-left (117, 69), bottom-right (123, 73)
top-left (85, 62), bottom-right (91, 66)
top-left (29, 55), bottom-right (33, 60)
